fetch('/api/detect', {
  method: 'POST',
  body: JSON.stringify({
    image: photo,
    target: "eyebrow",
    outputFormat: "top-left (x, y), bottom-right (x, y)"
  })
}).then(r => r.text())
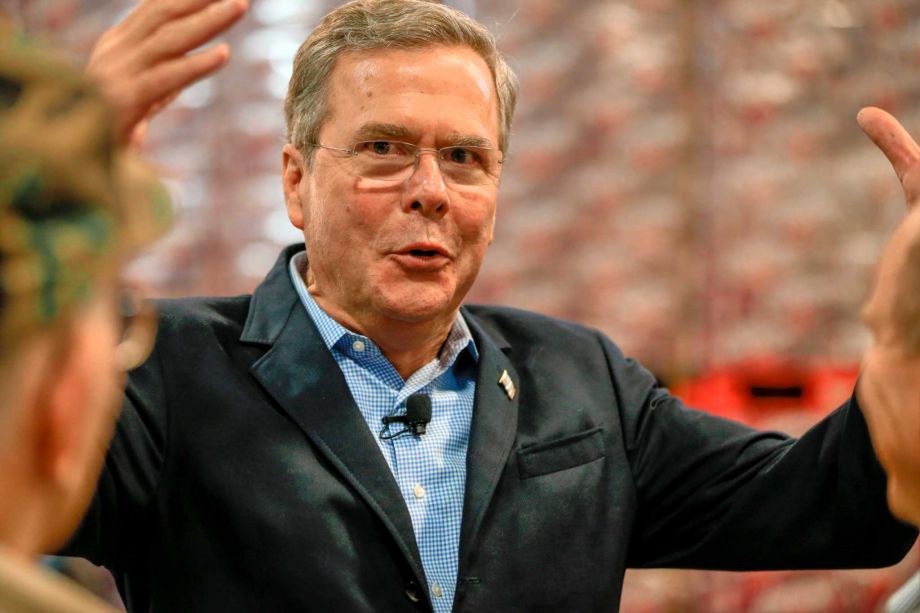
top-left (352, 122), bottom-right (495, 149)
top-left (446, 134), bottom-right (494, 149)
top-left (354, 122), bottom-right (414, 141)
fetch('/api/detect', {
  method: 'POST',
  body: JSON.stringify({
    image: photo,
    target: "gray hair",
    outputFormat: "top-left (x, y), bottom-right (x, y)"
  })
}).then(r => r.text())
top-left (284, 0), bottom-right (518, 159)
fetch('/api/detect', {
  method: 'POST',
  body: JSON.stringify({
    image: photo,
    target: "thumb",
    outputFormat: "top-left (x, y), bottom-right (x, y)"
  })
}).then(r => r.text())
top-left (858, 106), bottom-right (920, 210)
top-left (857, 107), bottom-right (920, 181)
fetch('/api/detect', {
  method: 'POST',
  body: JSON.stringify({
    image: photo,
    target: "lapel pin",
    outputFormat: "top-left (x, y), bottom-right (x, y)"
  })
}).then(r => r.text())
top-left (498, 369), bottom-right (516, 400)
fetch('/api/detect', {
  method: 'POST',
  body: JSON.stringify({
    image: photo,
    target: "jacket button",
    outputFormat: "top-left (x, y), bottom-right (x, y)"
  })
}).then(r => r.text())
top-left (404, 580), bottom-right (421, 603)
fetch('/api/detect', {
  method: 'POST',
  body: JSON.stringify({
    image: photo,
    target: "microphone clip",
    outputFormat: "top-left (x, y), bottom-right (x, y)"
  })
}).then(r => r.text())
top-left (379, 394), bottom-right (432, 440)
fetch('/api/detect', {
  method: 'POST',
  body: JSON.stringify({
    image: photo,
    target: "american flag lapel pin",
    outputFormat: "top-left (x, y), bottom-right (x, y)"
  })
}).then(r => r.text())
top-left (498, 369), bottom-right (516, 400)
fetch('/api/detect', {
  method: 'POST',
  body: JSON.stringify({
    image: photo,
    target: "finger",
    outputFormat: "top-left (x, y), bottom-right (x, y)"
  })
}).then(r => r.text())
top-left (131, 43), bottom-right (231, 115)
top-left (857, 106), bottom-right (920, 182)
top-left (151, 90), bottom-right (183, 116)
top-left (135, 0), bottom-right (247, 67)
top-left (112, 43), bottom-right (230, 144)
top-left (129, 120), bottom-right (150, 151)
top-left (119, 0), bottom-right (227, 43)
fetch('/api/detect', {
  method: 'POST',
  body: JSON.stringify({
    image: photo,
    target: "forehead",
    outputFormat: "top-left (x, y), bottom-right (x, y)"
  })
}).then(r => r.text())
top-left (321, 45), bottom-right (500, 145)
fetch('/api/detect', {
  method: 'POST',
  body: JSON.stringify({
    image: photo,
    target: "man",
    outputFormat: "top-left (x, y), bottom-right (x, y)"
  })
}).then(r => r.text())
top-left (65, 1), bottom-right (918, 611)
top-left (0, 29), bottom-right (172, 612)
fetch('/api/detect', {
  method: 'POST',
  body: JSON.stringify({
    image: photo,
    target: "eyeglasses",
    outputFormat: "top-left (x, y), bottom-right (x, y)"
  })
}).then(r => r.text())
top-left (114, 287), bottom-right (157, 371)
top-left (310, 140), bottom-right (504, 186)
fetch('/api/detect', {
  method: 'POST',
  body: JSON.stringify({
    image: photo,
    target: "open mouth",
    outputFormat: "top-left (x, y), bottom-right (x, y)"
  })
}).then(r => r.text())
top-left (393, 245), bottom-right (450, 270)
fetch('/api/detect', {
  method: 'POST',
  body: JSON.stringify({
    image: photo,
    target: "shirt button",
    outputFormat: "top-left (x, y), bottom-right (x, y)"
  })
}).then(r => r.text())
top-left (413, 484), bottom-right (426, 499)
top-left (352, 340), bottom-right (365, 352)
top-left (432, 582), bottom-right (443, 599)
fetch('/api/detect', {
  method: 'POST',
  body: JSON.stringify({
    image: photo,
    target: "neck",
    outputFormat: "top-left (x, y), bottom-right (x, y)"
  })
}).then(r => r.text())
top-left (315, 295), bottom-right (455, 380)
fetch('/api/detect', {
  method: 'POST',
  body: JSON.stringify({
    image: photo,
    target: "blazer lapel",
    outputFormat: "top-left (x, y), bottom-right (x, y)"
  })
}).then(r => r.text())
top-left (241, 245), bottom-right (427, 588)
top-left (457, 311), bottom-right (519, 572)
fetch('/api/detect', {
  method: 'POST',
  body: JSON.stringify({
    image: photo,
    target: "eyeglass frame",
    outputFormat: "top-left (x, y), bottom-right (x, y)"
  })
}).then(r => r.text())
top-left (308, 140), bottom-right (505, 186)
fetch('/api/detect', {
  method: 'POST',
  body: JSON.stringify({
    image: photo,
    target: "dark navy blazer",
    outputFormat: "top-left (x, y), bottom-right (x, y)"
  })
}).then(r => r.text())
top-left (65, 244), bottom-right (916, 612)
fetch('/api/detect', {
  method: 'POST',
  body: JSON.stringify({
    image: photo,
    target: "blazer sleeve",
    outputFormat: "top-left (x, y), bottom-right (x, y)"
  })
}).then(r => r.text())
top-left (605, 336), bottom-right (918, 570)
top-left (59, 339), bottom-right (169, 570)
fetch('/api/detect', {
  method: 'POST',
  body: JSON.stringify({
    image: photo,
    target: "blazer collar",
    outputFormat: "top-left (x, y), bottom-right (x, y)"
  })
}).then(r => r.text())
top-left (456, 310), bottom-right (519, 575)
top-left (242, 244), bottom-right (428, 595)
top-left (240, 243), bottom-right (305, 345)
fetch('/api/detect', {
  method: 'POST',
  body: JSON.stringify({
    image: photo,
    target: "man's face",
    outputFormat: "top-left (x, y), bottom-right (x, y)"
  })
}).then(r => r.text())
top-left (284, 45), bottom-right (501, 332)
top-left (859, 208), bottom-right (920, 527)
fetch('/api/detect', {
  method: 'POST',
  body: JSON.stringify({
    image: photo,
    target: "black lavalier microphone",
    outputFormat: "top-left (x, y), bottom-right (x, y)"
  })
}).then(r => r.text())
top-left (380, 394), bottom-right (432, 439)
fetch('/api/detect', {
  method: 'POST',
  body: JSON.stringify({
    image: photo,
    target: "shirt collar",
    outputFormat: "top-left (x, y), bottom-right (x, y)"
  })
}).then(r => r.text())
top-left (288, 251), bottom-right (478, 364)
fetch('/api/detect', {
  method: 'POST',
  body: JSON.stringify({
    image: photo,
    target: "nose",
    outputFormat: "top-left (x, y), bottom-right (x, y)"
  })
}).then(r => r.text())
top-left (402, 149), bottom-right (449, 218)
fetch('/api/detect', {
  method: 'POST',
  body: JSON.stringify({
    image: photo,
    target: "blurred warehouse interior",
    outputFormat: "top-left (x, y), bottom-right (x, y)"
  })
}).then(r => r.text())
top-left (7, 0), bottom-right (919, 381)
top-left (5, 0), bottom-right (919, 611)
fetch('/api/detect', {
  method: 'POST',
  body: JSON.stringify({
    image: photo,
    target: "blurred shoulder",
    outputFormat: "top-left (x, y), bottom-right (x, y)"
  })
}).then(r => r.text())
top-left (152, 294), bottom-right (252, 338)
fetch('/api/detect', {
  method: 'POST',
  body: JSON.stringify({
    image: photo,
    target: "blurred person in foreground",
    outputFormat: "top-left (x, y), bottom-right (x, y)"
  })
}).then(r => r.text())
top-left (0, 27), bottom-right (172, 612)
top-left (63, 1), bottom-right (919, 611)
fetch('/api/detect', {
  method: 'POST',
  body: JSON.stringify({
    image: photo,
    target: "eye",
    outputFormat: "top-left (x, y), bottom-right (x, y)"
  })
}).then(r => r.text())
top-left (370, 141), bottom-right (393, 155)
top-left (444, 147), bottom-right (481, 166)
top-left (356, 141), bottom-right (409, 157)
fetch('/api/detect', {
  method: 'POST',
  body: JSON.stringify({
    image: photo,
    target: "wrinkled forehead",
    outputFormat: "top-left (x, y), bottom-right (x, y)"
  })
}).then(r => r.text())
top-left (335, 45), bottom-right (495, 96)
top-left (323, 45), bottom-right (500, 142)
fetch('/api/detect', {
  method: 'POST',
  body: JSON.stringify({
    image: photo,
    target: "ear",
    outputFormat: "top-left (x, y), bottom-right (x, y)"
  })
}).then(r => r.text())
top-left (33, 330), bottom-right (89, 490)
top-left (282, 144), bottom-right (309, 230)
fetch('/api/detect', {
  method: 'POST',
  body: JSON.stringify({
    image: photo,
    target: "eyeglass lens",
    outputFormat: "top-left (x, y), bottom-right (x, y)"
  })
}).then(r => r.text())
top-left (349, 140), bottom-right (501, 185)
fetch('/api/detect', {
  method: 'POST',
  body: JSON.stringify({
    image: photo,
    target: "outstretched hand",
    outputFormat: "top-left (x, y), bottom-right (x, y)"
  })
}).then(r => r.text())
top-left (87, 0), bottom-right (248, 148)
top-left (857, 106), bottom-right (920, 211)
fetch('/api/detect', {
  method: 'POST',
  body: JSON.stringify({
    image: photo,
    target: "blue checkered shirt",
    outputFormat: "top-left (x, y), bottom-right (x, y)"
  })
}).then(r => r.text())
top-left (289, 252), bottom-right (477, 612)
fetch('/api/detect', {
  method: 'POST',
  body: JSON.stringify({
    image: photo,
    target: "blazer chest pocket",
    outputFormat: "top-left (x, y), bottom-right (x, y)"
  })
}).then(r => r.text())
top-left (517, 427), bottom-right (606, 479)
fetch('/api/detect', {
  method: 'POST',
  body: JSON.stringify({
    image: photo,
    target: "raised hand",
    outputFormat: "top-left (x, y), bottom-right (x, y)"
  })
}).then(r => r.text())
top-left (857, 106), bottom-right (920, 211)
top-left (856, 106), bottom-right (920, 526)
top-left (87, 0), bottom-right (248, 148)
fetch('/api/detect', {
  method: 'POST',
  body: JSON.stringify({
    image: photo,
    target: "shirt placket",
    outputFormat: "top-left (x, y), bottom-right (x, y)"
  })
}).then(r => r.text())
top-left (394, 367), bottom-right (457, 612)
top-left (336, 328), bottom-right (465, 612)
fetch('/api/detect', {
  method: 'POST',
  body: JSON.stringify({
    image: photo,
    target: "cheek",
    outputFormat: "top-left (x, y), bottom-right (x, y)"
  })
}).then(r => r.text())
top-left (315, 177), bottom-right (395, 241)
top-left (455, 192), bottom-right (497, 245)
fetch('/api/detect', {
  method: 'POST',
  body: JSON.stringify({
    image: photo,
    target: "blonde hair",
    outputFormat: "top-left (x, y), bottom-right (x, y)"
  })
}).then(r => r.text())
top-left (284, 0), bottom-right (518, 158)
